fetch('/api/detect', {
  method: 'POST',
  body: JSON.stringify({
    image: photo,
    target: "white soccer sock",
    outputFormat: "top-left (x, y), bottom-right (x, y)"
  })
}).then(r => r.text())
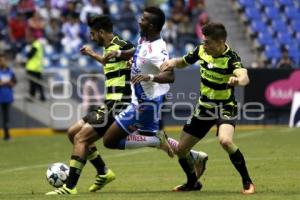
top-left (124, 133), bottom-right (160, 149)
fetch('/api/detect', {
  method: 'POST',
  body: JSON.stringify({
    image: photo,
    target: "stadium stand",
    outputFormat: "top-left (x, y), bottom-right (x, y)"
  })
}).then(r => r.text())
top-left (233, 0), bottom-right (300, 68)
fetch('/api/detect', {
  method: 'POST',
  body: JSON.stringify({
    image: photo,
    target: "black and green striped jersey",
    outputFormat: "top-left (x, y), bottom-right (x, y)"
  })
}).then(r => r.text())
top-left (182, 44), bottom-right (243, 108)
top-left (103, 36), bottom-right (134, 102)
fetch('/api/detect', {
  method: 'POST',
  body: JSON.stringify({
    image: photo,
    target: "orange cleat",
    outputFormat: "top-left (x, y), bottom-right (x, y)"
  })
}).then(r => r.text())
top-left (241, 183), bottom-right (255, 195)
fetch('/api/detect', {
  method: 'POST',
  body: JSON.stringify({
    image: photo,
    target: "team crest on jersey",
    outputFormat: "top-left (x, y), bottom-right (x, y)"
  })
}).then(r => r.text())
top-left (207, 63), bottom-right (215, 69)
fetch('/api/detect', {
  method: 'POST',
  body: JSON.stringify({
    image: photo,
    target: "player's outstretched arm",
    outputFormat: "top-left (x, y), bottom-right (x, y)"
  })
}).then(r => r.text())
top-left (103, 48), bottom-right (136, 62)
top-left (80, 45), bottom-right (105, 64)
top-left (131, 70), bottom-right (175, 84)
top-left (160, 58), bottom-right (188, 71)
top-left (228, 68), bottom-right (250, 86)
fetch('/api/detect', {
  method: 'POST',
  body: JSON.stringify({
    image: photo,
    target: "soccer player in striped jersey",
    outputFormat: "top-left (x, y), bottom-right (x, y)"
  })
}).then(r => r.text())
top-left (161, 22), bottom-right (255, 194)
top-left (46, 15), bottom-right (134, 195)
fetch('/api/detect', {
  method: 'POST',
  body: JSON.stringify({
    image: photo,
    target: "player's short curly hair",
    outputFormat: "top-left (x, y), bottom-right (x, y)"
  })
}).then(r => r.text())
top-left (144, 6), bottom-right (165, 32)
top-left (87, 15), bottom-right (113, 33)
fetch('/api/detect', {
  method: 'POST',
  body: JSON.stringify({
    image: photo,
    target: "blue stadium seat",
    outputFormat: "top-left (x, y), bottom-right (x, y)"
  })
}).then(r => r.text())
top-left (109, 3), bottom-right (120, 19)
top-left (250, 21), bottom-right (269, 34)
top-left (271, 19), bottom-right (287, 33)
top-left (277, 0), bottom-right (294, 7)
top-left (59, 56), bottom-right (69, 68)
top-left (284, 7), bottom-right (300, 20)
top-left (276, 32), bottom-right (294, 46)
top-left (166, 43), bottom-right (176, 57)
top-left (44, 44), bottom-right (54, 57)
top-left (264, 45), bottom-right (281, 66)
top-left (289, 51), bottom-right (300, 66)
top-left (264, 7), bottom-right (281, 20)
top-left (78, 57), bottom-right (89, 68)
top-left (258, 0), bottom-right (274, 7)
top-left (245, 7), bottom-right (261, 20)
top-left (290, 20), bottom-right (300, 33)
top-left (121, 29), bottom-right (133, 41)
top-left (239, 0), bottom-right (256, 8)
top-left (257, 33), bottom-right (274, 46)
top-left (43, 58), bottom-right (51, 68)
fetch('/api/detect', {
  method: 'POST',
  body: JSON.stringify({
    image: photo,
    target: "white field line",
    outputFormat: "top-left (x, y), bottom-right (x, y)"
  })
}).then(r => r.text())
top-left (0, 129), bottom-right (287, 174)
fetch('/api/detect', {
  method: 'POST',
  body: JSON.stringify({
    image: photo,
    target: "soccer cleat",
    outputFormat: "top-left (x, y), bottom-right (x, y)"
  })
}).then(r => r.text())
top-left (241, 183), bottom-right (255, 195)
top-left (156, 130), bottom-right (174, 158)
top-left (89, 169), bottom-right (116, 192)
top-left (45, 184), bottom-right (77, 195)
top-left (172, 181), bottom-right (202, 192)
top-left (194, 151), bottom-right (208, 179)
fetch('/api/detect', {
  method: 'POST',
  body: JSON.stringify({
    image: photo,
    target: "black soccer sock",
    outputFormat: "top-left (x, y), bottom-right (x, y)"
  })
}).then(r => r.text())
top-left (229, 149), bottom-right (252, 186)
top-left (66, 155), bottom-right (86, 189)
top-left (178, 153), bottom-right (197, 185)
top-left (87, 147), bottom-right (107, 175)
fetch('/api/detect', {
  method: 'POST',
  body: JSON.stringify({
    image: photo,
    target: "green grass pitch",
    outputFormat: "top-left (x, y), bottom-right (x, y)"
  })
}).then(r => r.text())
top-left (0, 126), bottom-right (299, 200)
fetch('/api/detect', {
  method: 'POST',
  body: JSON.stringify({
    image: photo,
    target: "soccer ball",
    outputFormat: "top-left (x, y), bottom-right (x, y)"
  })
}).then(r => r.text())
top-left (46, 162), bottom-right (69, 188)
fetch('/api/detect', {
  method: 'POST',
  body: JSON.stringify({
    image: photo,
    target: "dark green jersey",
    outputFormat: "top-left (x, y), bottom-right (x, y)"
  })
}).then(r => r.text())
top-left (103, 36), bottom-right (134, 102)
top-left (182, 44), bottom-right (243, 107)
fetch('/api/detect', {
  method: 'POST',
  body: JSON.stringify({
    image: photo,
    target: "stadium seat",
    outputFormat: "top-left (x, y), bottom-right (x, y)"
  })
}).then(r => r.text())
top-left (166, 43), bottom-right (176, 57)
top-left (276, 32), bottom-right (294, 46)
top-left (264, 7), bottom-right (281, 20)
top-left (259, 0), bottom-right (274, 7)
top-left (109, 3), bottom-right (119, 18)
top-left (264, 45), bottom-right (281, 66)
top-left (44, 44), bottom-right (54, 57)
top-left (250, 20), bottom-right (269, 34)
top-left (59, 56), bottom-right (69, 68)
top-left (78, 57), bottom-right (89, 68)
top-left (290, 20), bottom-right (300, 33)
top-left (185, 43), bottom-right (195, 53)
top-left (278, 0), bottom-right (294, 7)
top-left (121, 29), bottom-right (132, 41)
top-left (43, 58), bottom-right (51, 68)
top-left (271, 19), bottom-right (288, 33)
top-left (245, 7), bottom-right (261, 20)
top-left (238, 0), bottom-right (256, 8)
top-left (284, 7), bottom-right (300, 20)
top-left (257, 33), bottom-right (274, 46)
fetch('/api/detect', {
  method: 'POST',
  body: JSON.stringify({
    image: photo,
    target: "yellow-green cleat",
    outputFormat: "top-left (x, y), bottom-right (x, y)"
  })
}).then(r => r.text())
top-left (89, 169), bottom-right (116, 192)
top-left (45, 184), bottom-right (77, 195)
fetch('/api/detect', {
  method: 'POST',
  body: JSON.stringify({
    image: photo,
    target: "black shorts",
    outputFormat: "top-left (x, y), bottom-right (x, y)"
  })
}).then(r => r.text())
top-left (183, 104), bottom-right (237, 139)
top-left (82, 101), bottom-right (130, 136)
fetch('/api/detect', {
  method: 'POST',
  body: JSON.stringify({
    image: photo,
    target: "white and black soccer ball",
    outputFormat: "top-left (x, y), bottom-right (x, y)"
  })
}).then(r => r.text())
top-left (46, 162), bottom-right (69, 188)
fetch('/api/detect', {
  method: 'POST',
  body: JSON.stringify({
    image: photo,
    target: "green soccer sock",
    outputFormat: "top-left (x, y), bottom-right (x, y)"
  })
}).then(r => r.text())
top-left (229, 149), bottom-right (252, 185)
top-left (65, 155), bottom-right (86, 189)
top-left (178, 153), bottom-right (197, 185)
top-left (87, 147), bottom-right (107, 175)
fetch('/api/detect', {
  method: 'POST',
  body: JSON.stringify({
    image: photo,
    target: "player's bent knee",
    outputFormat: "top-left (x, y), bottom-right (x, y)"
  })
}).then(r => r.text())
top-left (67, 129), bottom-right (76, 143)
top-left (103, 138), bottom-right (118, 149)
top-left (219, 139), bottom-right (233, 148)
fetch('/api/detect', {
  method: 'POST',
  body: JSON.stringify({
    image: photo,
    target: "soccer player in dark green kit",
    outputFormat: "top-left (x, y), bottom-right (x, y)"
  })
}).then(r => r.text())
top-left (161, 22), bottom-right (255, 194)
